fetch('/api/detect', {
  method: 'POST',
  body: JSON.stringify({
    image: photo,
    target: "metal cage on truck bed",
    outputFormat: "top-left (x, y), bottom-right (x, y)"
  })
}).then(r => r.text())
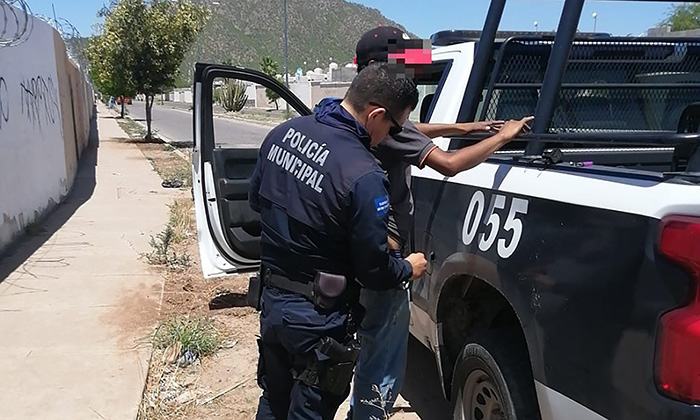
top-left (456, 0), bottom-right (700, 164)
top-left (480, 37), bottom-right (700, 133)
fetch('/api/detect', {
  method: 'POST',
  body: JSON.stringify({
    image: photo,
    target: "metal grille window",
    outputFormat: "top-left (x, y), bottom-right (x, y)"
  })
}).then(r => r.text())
top-left (480, 38), bottom-right (700, 134)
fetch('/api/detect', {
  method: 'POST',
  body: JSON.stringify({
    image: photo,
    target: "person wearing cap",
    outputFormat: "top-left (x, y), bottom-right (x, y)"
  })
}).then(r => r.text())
top-left (337, 26), bottom-right (534, 420)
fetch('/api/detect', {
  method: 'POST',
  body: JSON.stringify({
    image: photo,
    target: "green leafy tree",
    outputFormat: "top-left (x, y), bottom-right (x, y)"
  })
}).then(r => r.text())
top-left (259, 56), bottom-right (281, 110)
top-left (87, 0), bottom-right (209, 139)
top-left (662, 3), bottom-right (700, 31)
top-left (86, 1), bottom-right (139, 118)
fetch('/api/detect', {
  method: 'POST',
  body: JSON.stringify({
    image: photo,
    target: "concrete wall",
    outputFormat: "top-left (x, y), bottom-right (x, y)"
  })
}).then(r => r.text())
top-left (162, 77), bottom-right (351, 110)
top-left (289, 82), bottom-right (312, 109)
top-left (310, 81), bottom-right (351, 108)
top-left (0, 11), bottom-right (94, 255)
top-left (255, 85), bottom-right (270, 109)
top-left (252, 81), bottom-right (349, 110)
top-left (245, 84), bottom-right (257, 105)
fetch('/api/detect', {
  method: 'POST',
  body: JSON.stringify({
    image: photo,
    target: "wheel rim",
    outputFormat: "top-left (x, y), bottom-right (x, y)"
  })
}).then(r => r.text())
top-left (457, 369), bottom-right (506, 420)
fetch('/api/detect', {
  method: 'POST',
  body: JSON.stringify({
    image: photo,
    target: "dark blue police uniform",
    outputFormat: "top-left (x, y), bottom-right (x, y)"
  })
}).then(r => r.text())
top-left (250, 100), bottom-right (413, 420)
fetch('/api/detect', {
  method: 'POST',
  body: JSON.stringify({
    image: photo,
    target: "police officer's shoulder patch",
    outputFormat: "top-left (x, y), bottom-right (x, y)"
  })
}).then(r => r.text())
top-left (374, 195), bottom-right (389, 218)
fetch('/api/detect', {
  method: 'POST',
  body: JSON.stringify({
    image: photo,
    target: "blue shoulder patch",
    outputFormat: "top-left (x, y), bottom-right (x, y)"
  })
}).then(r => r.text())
top-left (374, 195), bottom-right (390, 218)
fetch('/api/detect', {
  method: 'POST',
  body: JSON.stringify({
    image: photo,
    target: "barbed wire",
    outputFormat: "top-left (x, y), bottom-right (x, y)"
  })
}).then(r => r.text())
top-left (35, 14), bottom-right (90, 71)
top-left (0, 1), bottom-right (89, 72)
top-left (0, 0), bottom-right (34, 47)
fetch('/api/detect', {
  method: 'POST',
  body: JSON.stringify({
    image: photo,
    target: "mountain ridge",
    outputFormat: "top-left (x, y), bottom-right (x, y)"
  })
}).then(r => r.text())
top-left (181, 0), bottom-right (415, 79)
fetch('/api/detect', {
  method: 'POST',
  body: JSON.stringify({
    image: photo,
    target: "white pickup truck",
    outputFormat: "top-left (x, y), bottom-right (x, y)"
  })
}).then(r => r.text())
top-left (191, 1), bottom-right (700, 419)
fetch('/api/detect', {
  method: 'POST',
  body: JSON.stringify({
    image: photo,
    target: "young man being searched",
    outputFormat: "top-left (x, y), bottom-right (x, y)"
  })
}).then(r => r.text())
top-left (340, 26), bottom-right (534, 420)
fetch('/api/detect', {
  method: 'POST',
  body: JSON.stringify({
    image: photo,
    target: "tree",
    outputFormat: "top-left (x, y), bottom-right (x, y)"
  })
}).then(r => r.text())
top-left (86, 1), bottom-right (140, 118)
top-left (86, 0), bottom-right (209, 139)
top-left (662, 3), bottom-right (700, 31)
top-left (259, 56), bottom-right (281, 110)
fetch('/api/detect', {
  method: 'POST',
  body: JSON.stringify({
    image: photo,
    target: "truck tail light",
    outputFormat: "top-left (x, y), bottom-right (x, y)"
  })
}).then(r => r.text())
top-left (655, 215), bottom-right (700, 404)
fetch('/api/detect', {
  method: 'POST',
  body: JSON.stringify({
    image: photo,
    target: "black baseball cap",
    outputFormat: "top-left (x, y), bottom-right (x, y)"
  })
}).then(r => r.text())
top-left (355, 26), bottom-right (408, 68)
top-left (355, 26), bottom-right (432, 70)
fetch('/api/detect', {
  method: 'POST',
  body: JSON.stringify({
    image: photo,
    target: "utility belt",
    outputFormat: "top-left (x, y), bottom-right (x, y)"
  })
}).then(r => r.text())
top-left (246, 267), bottom-right (361, 313)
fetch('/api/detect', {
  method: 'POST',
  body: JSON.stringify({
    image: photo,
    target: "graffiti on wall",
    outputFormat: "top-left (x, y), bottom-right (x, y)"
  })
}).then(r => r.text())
top-left (0, 77), bottom-right (8, 130)
top-left (19, 75), bottom-right (60, 129)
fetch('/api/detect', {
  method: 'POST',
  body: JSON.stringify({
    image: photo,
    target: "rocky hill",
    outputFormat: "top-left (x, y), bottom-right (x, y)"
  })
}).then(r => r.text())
top-left (183, 0), bottom-right (413, 77)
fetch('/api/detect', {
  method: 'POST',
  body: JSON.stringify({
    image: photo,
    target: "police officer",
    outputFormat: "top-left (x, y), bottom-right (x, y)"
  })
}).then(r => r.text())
top-left (250, 62), bottom-right (428, 420)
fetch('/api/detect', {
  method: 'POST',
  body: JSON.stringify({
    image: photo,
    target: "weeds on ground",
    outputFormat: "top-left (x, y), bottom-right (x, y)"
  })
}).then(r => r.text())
top-left (142, 199), bottom-right (194, 270)
top-left (143, 225), bottom-right (191, 270)
top-left (168, 199), bottom-right (194, 243)
top-left (154, 316), bottom-right (221, 359)
top-left (361, 384), bottom-right (394, 420)
top-left (137, 317), bottom-right (220, 420)
top-left (116, 117), bottom-right (164, 143)
top-left (117, 118), bottom-right (149, 139)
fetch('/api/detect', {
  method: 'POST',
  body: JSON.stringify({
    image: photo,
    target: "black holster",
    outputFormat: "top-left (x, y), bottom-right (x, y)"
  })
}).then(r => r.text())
top-left (297, 336), bottom-right (361, 396)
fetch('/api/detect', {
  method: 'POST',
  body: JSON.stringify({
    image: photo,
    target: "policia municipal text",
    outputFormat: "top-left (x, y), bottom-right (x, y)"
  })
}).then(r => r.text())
top-left (248, 62), bottom-right (428, 420)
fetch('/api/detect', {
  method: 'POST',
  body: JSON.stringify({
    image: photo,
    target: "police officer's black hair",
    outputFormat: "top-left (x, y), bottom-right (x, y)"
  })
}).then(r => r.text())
top-left (344, 62), bottom-right (419, 119)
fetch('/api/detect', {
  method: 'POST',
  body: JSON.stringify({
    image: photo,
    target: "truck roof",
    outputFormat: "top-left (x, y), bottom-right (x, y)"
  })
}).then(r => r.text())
top-left (430, 29), bottom-right (610, 46)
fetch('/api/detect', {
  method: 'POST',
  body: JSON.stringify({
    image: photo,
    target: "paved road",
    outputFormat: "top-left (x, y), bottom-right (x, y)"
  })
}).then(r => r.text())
top-left (127, 101), bottom-right (273, 148)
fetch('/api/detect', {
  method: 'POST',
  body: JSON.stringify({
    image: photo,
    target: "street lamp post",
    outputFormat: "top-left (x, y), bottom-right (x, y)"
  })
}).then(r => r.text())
top-left (534, 20), bottom-right (538, 33)
top-left (283, 0), bottom-right (289, 114)
top-left (592, 12), bottom-right (598, 33)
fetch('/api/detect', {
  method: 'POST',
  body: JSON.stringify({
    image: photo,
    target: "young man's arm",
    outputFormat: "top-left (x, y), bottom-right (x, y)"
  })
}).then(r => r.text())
top-left (420, 117), bottom-right (534, 177)
top-left (413, 121), bottom-right (503, 139)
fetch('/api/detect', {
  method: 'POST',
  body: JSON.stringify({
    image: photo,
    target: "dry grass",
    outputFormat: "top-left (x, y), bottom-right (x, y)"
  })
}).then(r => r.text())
top-left (117, 118), bottom-right (149, 139)
top-left (136, 143), bottom-right (193, 188)
top-left (134, 142), bottom-right (261, 420)
top-left (169, 199), bottom-right (195, 244)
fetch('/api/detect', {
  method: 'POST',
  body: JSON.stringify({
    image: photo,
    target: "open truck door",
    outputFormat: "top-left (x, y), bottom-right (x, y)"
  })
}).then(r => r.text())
top-left (192, 63), bottom-right (311, 277)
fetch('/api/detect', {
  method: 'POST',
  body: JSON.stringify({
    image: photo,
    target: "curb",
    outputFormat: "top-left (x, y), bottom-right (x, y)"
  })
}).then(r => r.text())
top-left (103, 101), bottom-right (190, 162)
top-left (106, 105), bottom-right (190, 163)
top-left (128, 117), bottom-right (190, 162)
top-left (161, 103), bottom-right (283, 128)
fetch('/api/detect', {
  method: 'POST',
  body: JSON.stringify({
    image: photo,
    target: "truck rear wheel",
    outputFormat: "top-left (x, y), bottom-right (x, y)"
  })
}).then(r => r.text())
top-left (451, 328), bottom-right (540, 420)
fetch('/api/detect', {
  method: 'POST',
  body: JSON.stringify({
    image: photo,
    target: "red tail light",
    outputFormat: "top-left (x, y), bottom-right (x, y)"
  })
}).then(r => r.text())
top-left (655, 215), bottom-right (700, 404)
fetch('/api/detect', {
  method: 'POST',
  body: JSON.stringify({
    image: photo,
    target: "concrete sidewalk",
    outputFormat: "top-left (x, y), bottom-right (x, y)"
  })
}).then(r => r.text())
top-left (0, 103), bottom-right (177, 420)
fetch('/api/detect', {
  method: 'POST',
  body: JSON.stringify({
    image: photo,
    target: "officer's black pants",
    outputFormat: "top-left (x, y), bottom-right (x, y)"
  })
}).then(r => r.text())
top-left (255, 286), bottom-right (351, 420)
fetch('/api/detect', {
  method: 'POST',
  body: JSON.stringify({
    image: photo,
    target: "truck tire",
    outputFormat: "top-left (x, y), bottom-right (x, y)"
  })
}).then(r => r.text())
top-left (451, 328), bottom-right (540, 420)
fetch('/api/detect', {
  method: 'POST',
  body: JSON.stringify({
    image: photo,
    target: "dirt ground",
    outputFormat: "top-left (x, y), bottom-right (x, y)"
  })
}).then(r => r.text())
top-left (132, 140), bottom-right (452, 420)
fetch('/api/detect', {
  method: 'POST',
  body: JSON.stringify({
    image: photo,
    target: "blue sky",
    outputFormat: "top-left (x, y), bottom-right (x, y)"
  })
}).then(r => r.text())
top-left (29, 0), bottom-right (678, 38)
